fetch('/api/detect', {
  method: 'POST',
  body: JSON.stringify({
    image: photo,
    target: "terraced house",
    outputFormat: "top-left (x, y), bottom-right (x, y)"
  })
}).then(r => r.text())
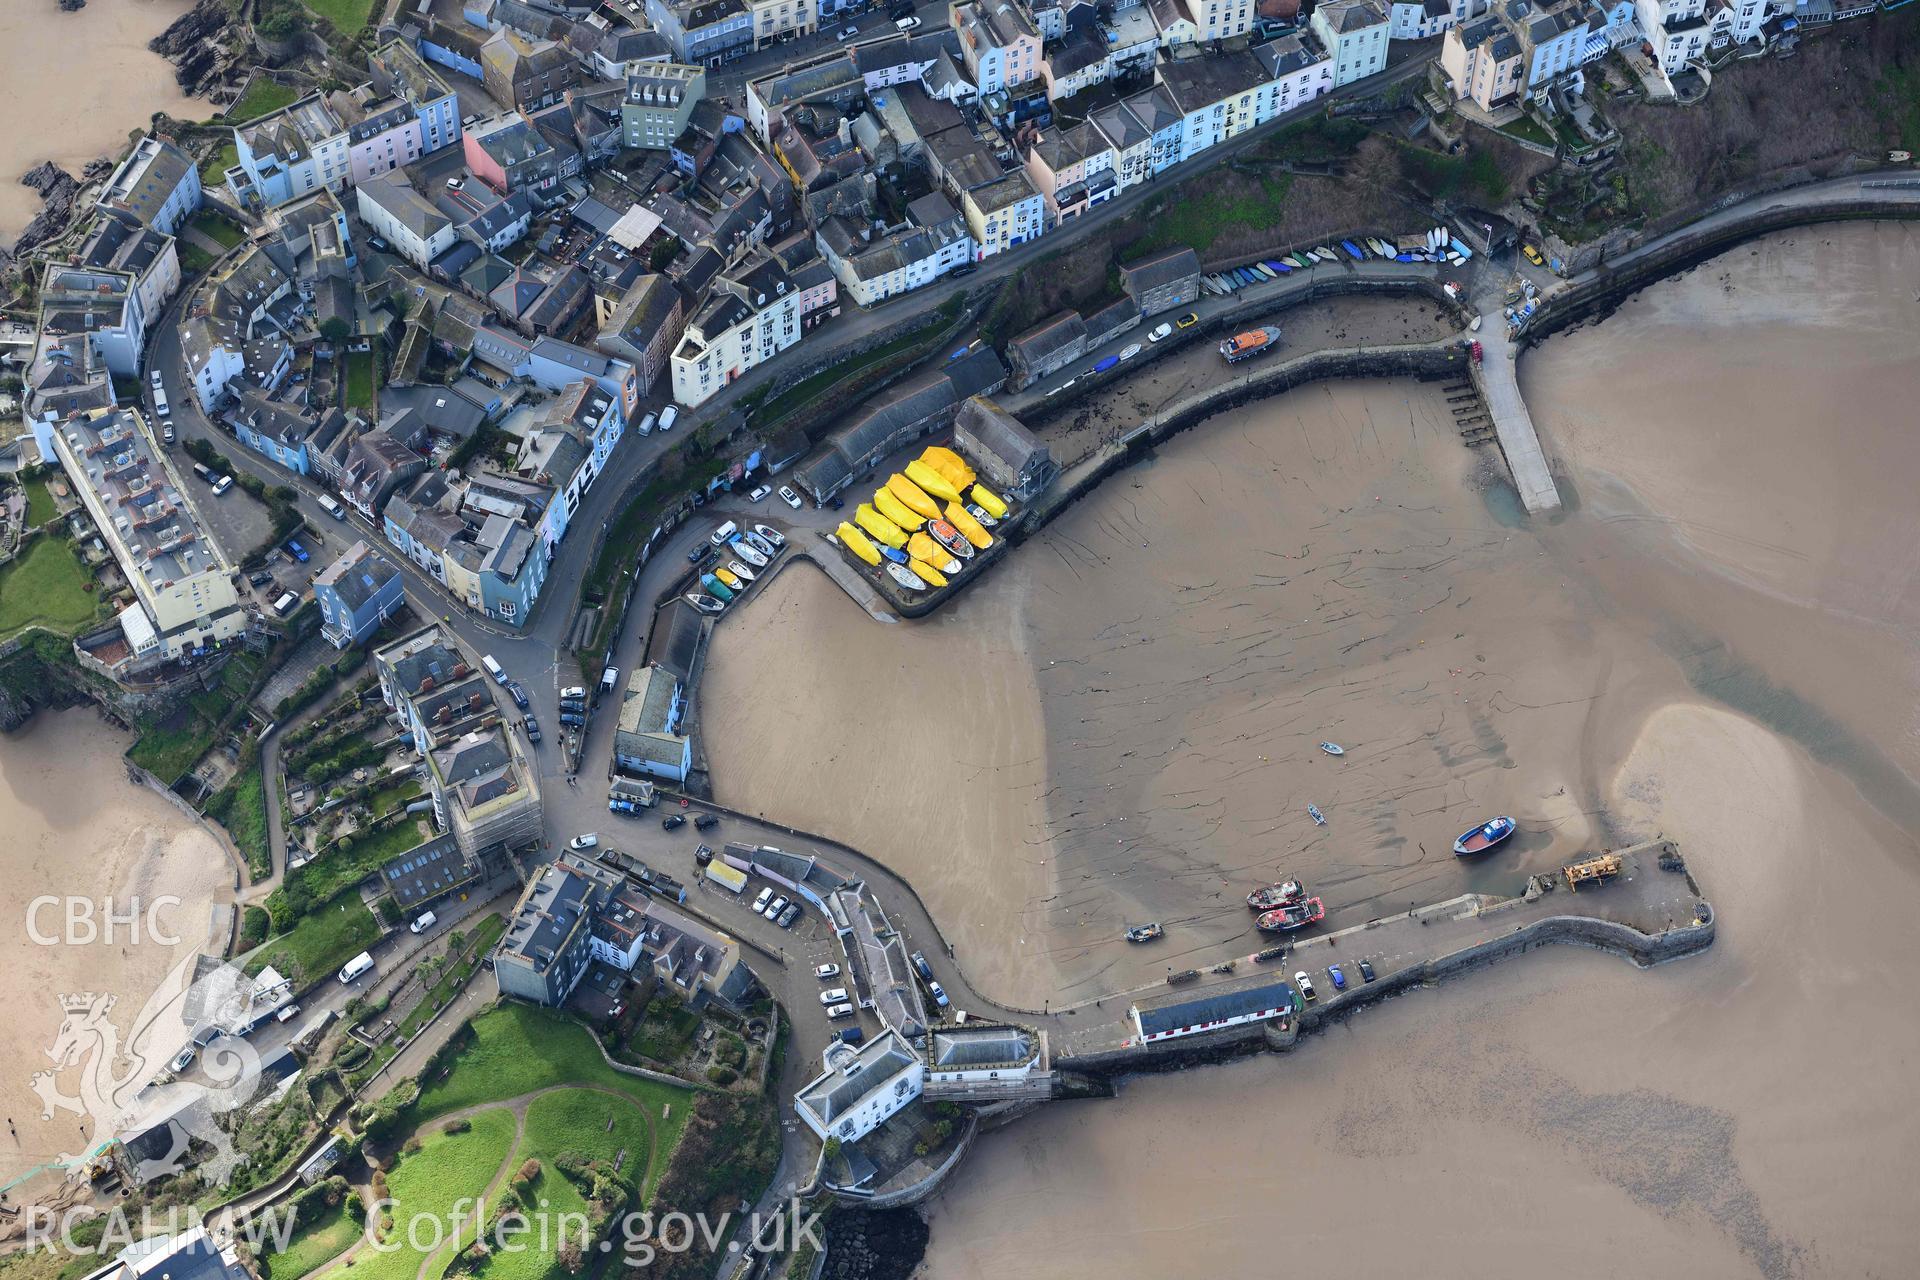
top-left (669, 251), bottom-right (802, 406)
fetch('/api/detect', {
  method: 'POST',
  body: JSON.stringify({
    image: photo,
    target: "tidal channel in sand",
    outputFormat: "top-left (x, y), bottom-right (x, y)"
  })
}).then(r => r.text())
top-left (0, 0), bottom-right (196, 244)
top-left (0, 711), bottom-right (234, 1193)
top-left (709, 222), bottom-right (1920, 1276)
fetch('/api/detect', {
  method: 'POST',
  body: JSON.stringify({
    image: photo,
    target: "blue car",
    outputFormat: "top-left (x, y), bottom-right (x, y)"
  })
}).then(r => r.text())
top-left (286, 539), bottom-right (309, 563)
top-left (1328, 964), bottom-right (1346, 991)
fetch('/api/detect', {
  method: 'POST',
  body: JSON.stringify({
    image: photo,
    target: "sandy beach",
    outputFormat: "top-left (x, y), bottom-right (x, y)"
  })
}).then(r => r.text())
top-left (0, 711), bottom-right (234, 1190)
top-left (909, 222), bottom-right (1920, 1278)
top-left (0, 0), bottom-right (196, 243)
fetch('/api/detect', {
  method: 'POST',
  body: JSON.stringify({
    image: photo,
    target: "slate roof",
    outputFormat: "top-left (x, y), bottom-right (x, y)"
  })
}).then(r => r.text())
top-left (1133, 974), bottom-right (1295, 1037)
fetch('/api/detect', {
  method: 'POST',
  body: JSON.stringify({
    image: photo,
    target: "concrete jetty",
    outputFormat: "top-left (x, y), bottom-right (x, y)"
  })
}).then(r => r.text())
top-left (1049, 838), bottom-right (1710, 1072)
top-left (1470, 320), bottom-right (1562, 515)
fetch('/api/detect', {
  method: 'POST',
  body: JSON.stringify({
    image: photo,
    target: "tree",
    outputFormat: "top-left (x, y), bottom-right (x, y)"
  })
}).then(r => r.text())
top-left (649, 239), bottom-right (681, 271)
top-left (319, 316), bottom-right (352, 343)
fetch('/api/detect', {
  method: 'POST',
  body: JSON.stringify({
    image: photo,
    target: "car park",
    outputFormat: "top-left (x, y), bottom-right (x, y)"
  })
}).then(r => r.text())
top-left (1328, 964), bottom-right (1346, 991)
top-left (1358, 959), bottom-right (1376, 982)
top-left (662, 813), bottom-right (686, 831)
top-left (927, 980), bottom-right (950, 1008)
top-left (1175, 311), bottom-right (1199, 328)
top-left (748, 485), bottom-right (771, 502)
top-left (694, 813), bottom-right (718, 830)
top-left (764, 894), bottom-right (788, 921)
top-left (753, 887), bottom-right (774, 913)
top-left (779, 486), bottom-right (803, 508)
top-left (1295, 970), bottom-right (1316, 1002)
top-left (523, 716), bottom-right (541, 743)
top-left (1148, 322), bottom-right (1173, 343)
top-left (777, 903), bottom-right (800, 928)
top-left (819, 987), bottom-right (849, 1005)
top-left (825, 1002), bottom-right (855, 1019)
top-left (814, 963), bottom-right (841, 979)
top-left (568, 833), bottom-right (599, 850)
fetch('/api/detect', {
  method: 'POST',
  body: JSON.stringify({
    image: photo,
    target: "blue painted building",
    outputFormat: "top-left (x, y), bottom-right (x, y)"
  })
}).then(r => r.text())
top-left (228, 390), bottom-right (349, 477)
top-left (312, 540), bottom-right (406, 648)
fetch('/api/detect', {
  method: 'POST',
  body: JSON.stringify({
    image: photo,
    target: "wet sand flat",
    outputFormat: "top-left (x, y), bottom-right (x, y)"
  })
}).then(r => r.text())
top-left (917, 222), bottom-right (1920, 1278)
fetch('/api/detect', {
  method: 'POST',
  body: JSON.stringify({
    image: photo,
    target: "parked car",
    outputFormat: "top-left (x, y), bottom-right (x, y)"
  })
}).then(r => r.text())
top-left (248, 570), bottom-right (274, 588)
top-left (275, 1003), bottom-right (301, 1023)
top-left (779, 486), bottom-right (803, 509)
top-left (1175, 311), bottom-right (1199, 329)
top-left (1358, 959), bottom-right (1376, 983)
top-left (162, 423), bottom-right (175, 444)
top-left (694, 813), bottom-right (719, 831)
top-left (523, 716), bottom-right (541, 744)
top-left (693, 844), bottom-right (714, 865)
top-left (686, 544), bottom-right (710, 564)
top-left (1328, 964), bottom-right (1346, 991)
top-left (910, 950), bottom-right (933, 980)
top-left (814, 963), bottom-right (841, 980)
top-left (149, 369), bottom-right (164, 391)
top-left (926, 980), bottom-right (950, 1008)
top-left (819, 987), bottom-right (849, 1005)
top-left (211, 475), bottom-right (233, 495)
top-left (1148, 322), bottom-right (1173, 343)
top-left (825, 1002), bottom-right (854, 1020)
top-left (662, 813), bottom-right (687, 831)
top-left (838, 1026), bottom-right (865, 1044)
top-left (170, 1045), bottom-right (196, 1073)
top-left (506, 681), bottom-right (530, 710)
top-left (568, 833), bottom-right (599, 850)
top-left (446, 176), bottom-right (465, 190)
top-left (657, 405), bottom-right (678, 431)
top-left (410, 911), bottom-right (437, 934)
top-left (764, 894), bottom-right (788, 921)
top-left (753, 887), bottom-right (774, 913)
top-left (777, 903), bottom-right (800, 928)
top-left (1522, 243), bottom-right (1546, 267)
top-left (1295, 971), bottom-right (1316, 1002)
top-left (895, 14), bottom-right (921, 29)
top-left (286, 539), bottom-right (309, 563)
top-left (836, 24), bottom-right (859, 38)
top-left (747, 485), bottom-right (771, 502)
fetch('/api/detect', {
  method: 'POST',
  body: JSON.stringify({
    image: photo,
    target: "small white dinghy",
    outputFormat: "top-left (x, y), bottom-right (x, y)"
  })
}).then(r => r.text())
top-left (1319, 742), bottom-right (1345, 756)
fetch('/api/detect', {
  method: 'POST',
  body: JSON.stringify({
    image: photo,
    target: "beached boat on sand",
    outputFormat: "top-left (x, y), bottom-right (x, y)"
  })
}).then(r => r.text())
top-left (1256, 897), bottom-right (1325, 932)
top-left (685, 593), bottom-right (725, 614)
top-left (1320, 742), bottom-right (1344, 756)
top-left (1453, 815), bottom-right (1517, 856)
top-left (1247, 880), bottom-right (1305, 910)
top-left (1126, 922), bottom-right (1163, 943)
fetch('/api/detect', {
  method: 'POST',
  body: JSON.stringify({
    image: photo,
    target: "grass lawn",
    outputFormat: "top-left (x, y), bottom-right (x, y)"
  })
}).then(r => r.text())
top-left (749, 302), bottom-right (956, 428)
top-left (0, 537), bottom-right (98, 641)
top-left (1499, 115), bottom-right (1557, 148)
top-left (369, 776), bottom-right (423, 815)
top-left (189, 210), bottom-right (247, 248)
top-left (412, 1006), bottom-right (696, 1155)
top-left (21, 477), bottom-right (57, 528)
top-left (302, 0), bottom-right (377, 38)
top-left (248, 896), bottom-right (381, 985)
top-left (180, 241), bottom-right (219, 276)
top-left (261, 1202), bottom-right (360, 1280)
top-left (1133, 171), bottom-right (1294, 257)
top-left (292, 815), bottom-right (431, 906)
top-left (127, 710), bottom-right (221, 783)
top-left (200, 139), bottom-right (238, 180)
top-left (630, 1002), bottom-right (699, 1066)
top-left (226, 79), bottom-right (299, 122)
top-left (344, 351), bottom-right (377, 412)
top-left (321, 1108), bottom-right (515, 1280)
top-left (205, 761), bottom-right (273, 881)
top-left (484, 1089), bottom-right (661, 1280)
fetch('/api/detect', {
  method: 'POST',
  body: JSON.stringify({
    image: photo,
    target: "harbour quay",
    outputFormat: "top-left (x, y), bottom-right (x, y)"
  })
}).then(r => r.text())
top-left (1049, 839), bottom-right (1713, 1075)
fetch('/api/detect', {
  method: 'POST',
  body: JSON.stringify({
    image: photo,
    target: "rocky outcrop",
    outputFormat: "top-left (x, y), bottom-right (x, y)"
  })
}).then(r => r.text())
top-left (12, 162), bottom-right (81, 259)
top-left (818, 1211), bottom-right (929, 1280)
top-left (149, 0), bottom-right (248, 97)
top-left (59, 0), bottom-right (88, 13)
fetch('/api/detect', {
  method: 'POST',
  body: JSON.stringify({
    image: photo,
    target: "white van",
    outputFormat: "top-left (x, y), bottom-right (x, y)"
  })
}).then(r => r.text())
top-left (316, 494), bottom-right (346, 521)
top-left (709, 520), bottom-right (738, 547)
top-left (338, 952), bottom-right (374, 984)
top-left (599, 665), bottom-right (619, 695)
top-left (409, 910), bottom-right (437, 934)
top-left (482, 654), bottom-right (506, 684)
top-left (272, 592), bottom-right (298, 617)
top-left (657, 405), bottom-right (678, 431)
top-left (636, 412), bottom-right (656, 436)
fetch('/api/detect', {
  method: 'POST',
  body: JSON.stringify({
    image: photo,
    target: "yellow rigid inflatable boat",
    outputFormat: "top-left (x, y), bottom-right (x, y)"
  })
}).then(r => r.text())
top-left (945, 501), bottom-right (993, 549)
top-left (836, 522), bottom-right (882, 566)
top-left (855, 503), bottom-right (908, 548)
top-left (908, 558), bottom-right (949, 588)
top-left (908, 532), bottom-right (961, 574)
top-left (886, 473), bottom-right (941, 519)
top-left (873, 487), bottom-right (928, 531)
top-left (969, 483), bottom-right (1009, 519)
top-left (904, 459), bottom-right (962, 504)
top-left (920, 445), bottom-right (975, 489)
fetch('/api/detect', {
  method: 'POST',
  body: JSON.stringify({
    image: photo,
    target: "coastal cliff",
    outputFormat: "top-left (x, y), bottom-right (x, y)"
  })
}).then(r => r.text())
top-left (149, 0), bottom-right (249, 96)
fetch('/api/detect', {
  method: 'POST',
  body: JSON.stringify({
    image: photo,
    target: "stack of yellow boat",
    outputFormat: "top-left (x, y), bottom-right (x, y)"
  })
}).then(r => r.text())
top-left (908, 531), bottom-right (960, 574)
top-left (918, 445), bottom-right (976, 491)
top-left (970, 483), bottom-right (1008, 518)
top-left (944, 501), bottom-right (992, 549)
top-left (873, 486), bottom-right (926, 531)
top-left (854, 503), bottom-right (907, 548)
top-left (836, 522), bottom-right (882, 566)
top-left (834, 444), bottom-right (1012, 591)
top-left (904, 459), bottom-right (962, 504)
